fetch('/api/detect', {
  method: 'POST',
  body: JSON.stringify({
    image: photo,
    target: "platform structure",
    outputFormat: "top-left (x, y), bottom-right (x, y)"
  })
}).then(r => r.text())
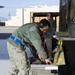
top-left (30, 65), bottom-right (58, 75)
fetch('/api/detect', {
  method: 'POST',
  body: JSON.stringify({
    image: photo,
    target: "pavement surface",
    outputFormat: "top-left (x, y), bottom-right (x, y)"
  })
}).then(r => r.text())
top-left (0, 39), bottom-right (58, 75)
top-left (0, 60), bottom-right (10, 75)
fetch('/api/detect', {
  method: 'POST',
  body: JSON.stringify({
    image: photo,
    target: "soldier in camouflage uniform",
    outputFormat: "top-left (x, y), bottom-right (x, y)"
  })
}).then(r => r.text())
top-left (7, 19), bottom-right (52, 75)
top-left (45, 13), bottom-right (56, 60)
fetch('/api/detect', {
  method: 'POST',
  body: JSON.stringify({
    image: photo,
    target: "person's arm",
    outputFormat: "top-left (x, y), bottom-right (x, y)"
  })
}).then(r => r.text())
top-left (29, 33), bottom-right (52, 64)
top-left (28, 26), bottom-right (52, 64)
top-left (28, 26), bottom-right (47, 59)
top-left (38, 54), bottom-right (52, 64)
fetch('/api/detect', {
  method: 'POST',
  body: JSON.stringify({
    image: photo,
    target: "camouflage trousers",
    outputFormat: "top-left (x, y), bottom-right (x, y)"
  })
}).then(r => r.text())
top-left (45, 37), bottom-right (52, 60)
top-left (7, 42), bottom-right (30, 75)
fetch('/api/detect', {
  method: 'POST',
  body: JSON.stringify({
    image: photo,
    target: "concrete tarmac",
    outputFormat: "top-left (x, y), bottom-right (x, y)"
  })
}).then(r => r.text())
top-left (0, 39), bottom-right (58, 75)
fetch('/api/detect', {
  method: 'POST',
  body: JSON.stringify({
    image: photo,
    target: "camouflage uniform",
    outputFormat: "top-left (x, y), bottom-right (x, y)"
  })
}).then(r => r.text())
top-left (7, 23), bottom-right (47, 75)
top-left (45, 18), bottom-right (56, 59)
top-left (7, 42), bottom-right (29, 75)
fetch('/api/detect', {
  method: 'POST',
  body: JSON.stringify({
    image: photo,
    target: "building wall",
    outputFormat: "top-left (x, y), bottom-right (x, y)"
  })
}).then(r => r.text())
top-left (23, 8), bottom-right (30, 24)
top-left (5, 6), bottom-right (59, 27)
top-left (5, 9), bottom-right (24, 26)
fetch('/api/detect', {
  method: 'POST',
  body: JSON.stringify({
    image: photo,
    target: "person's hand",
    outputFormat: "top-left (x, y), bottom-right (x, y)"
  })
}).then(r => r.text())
top-left (38, 54), bottom-right (52, 64)
top-left (38, 54), bottom-right (45, 61)
top-left (45, 59), bottom-right (52, 64)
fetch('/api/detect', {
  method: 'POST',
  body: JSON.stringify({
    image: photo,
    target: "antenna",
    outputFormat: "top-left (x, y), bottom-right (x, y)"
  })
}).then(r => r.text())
top-left (8, 12), bottom-right (11, 20)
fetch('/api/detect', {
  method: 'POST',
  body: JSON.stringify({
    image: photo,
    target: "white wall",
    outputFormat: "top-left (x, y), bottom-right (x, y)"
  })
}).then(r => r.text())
top-left (5, 9), bottom-right (24, 26)
top-left (24, 9), bottom-right (30, 24)
top-left (5, 6), bottom-right (59, 26)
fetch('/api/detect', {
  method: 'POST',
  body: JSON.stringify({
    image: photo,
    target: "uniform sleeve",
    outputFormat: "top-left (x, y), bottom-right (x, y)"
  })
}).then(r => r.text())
top-left (52, 20), bottom-right (56, 33)
top-left (49, 19), bottom-right (56, 35)
top-left (28, 27), bottom-right (47, 59)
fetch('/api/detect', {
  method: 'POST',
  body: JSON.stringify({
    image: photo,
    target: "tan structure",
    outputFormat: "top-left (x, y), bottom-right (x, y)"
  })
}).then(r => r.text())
top-left (5, 5), bottom-right (59, 32)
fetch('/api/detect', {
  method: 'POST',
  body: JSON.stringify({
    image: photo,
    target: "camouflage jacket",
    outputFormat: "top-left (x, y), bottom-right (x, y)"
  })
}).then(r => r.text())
top-left (7, 23), bottom-right (47, 59)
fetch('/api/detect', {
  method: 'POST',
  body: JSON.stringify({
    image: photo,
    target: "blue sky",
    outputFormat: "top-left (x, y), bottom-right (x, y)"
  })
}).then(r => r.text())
top-left (0, 0), bottom-right (59, 19)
